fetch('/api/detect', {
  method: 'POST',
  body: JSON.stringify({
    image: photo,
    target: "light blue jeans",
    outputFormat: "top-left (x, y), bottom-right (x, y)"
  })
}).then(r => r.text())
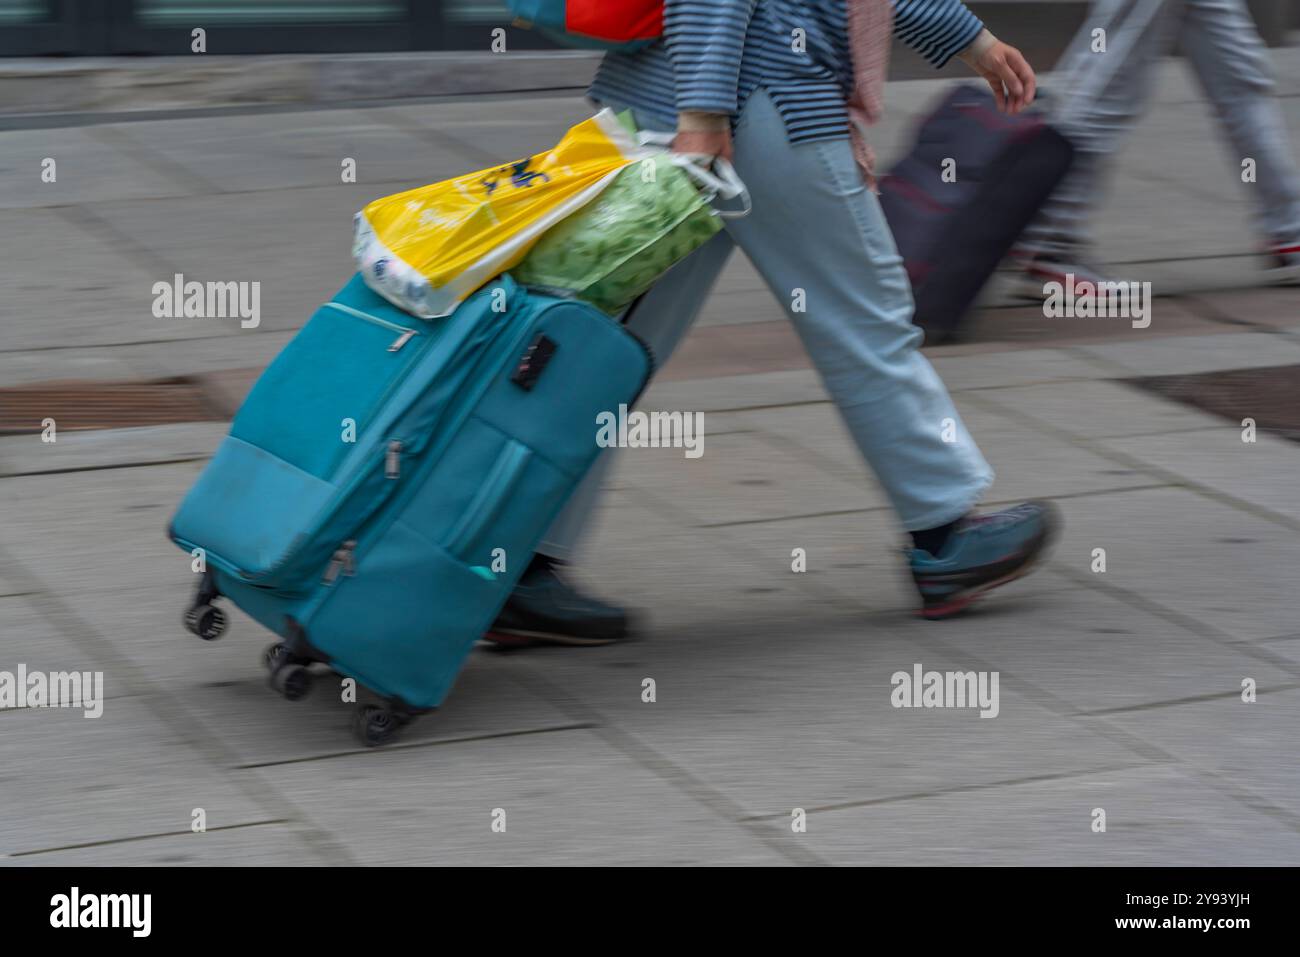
top-left (539, 89), bottom-right (993, 558)
top-left (1023, 0), bottom-right (1300, 254)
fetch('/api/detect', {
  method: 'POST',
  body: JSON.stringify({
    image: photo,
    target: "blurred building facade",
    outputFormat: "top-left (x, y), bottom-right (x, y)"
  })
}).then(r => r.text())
top-left (1, 0), bottom-right (1295, 57)
top-left (0, 1), bottom-right (546, 55)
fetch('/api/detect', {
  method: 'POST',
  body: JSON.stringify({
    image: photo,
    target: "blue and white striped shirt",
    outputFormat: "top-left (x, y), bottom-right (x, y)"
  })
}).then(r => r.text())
top-left (589, 0), bottom-right (984, 144)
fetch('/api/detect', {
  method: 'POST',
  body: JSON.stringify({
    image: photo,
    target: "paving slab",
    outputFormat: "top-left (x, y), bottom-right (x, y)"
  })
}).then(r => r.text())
top-left (707, 507), bottom-right (1072, 622)
top-left (1101, 427), bottom-right (1300, 525)
top-left (657, 318), bottom-right (810, 383)
top-left (1188, 288), bottom-right (1300, 331)
top-left (729, 399), bottom-right (1160, 508)
top-left (1085, 167), bottom-right (1256, 268)
top-left (605, 429), bottom-right (876, 527)
top-left (567, 490), bottom-right (870, 635)
top-left (0, 594), bottom-right (117, 701)
top-left (1262, 637), bottom-right (1300, 666)
top-left (924, 569), bottom-right (1297, 714)
top-left (0, 126), bottom-right (190, 209)
top-left (3, 822), bottom-right (314, 867)
top-left (724, 403), bottom-right (892, 512)
top-left (0, 208), bottom-right (231, 351)
top-left (89, 186), bottom-right (367, 333)
top-left (640, 368), bottom-right (833, 414)
top-left (928, 347), bottom-right (1112, 391)
top-left (966, 378), bottom-right (1230, 439)
top-left (0, 423), bottom-right (225, 477)
top-left (1106, 688), bottom-right (1300, 818)
top-left (1046, 486), bottom-right (1300, 642)
top-left (378, 97), bottom-right (600, 168)
top-left (0, 699), bottom-right (274, 858)
top-left (1072, 330), bottom-right (1300, 377)
top-left (958, 297), bottom-right (1227, 348)
top-left (262, 729), bottom-right (789, 866)
top-left (783, 764), bottom-right (1300, 866)
top-left (1105, 255), bottom-right (1266, 297)
top-left (0, 461), bottom-right (203, 599)
top-left (513, 621), bottom-right (1143, 816)
top-left (0, 347), bottom-right (147, 389)
top-left (102, 107), bottom-right (480, 194)
top-left (93, 332), bottom-right (293, 384)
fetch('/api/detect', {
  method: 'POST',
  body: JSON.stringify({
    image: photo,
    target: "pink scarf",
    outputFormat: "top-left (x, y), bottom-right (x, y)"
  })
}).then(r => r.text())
top-left (845, 0), bottom-right (895, 188)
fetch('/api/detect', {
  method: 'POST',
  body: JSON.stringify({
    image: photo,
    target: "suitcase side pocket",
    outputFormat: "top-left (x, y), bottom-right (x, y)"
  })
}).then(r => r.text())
top-left (443, 438), bottom-right (533, 562)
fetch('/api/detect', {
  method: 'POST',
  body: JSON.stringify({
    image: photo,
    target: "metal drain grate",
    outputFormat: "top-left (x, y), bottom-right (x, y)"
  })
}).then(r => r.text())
top-left (0, 377), bottom-right (226, 435)
top-left (1129, 364), bottom-right (1300, 443)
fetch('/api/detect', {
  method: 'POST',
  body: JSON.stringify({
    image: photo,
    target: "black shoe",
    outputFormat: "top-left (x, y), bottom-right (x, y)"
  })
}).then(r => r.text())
top-left (485, 556), bottom-right (631, 647)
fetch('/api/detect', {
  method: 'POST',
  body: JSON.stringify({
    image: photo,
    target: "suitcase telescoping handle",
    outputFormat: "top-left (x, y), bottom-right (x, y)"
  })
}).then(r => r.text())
top-left (635, 130), bottom-right (753, 218)
top-left (1049, 0), bottom-right (1168, 123)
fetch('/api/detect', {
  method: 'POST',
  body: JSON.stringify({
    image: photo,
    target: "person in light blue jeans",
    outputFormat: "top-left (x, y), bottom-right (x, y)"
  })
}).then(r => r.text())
top-left (487, 1), bottom-right (1061, 642)
top-left (1016, 0), bottom-right (1300, 290)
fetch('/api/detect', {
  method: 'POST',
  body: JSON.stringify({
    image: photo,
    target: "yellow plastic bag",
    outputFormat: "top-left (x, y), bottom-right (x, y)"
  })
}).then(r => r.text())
top-left (353, 110), bottom-right (643, 318)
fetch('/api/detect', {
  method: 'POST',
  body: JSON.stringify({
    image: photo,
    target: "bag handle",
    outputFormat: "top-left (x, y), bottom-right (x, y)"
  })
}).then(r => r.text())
top-left (635, 130), bottom-right (752, 218)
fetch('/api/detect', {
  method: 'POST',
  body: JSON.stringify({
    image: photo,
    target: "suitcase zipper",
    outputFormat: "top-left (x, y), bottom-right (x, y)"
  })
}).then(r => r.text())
top-left (322, 540), bottom-right (357, 584)
top-left (384, 440), bottom-right (402, 479)
top-left (276, 288), bottom-right (527, 597)
top-left (204, 284), bottom-right (525, 593)
top-left (323, 301), bottom-right (420, 352)
top-left (304, 312), bottom-right (535, 607)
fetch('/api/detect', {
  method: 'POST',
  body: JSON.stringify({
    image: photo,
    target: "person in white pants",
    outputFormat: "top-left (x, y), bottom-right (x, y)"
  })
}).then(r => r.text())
top-left (1018, 0), bottom-right (1300, 287)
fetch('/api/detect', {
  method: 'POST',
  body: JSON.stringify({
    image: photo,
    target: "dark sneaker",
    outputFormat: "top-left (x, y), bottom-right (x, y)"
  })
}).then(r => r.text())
top-left (909, 501), bottom-right (1061, 620)
top-left (485, 559), bottom-right (631, 647)
top-left (1265, 244), bottom-right (1300, 285)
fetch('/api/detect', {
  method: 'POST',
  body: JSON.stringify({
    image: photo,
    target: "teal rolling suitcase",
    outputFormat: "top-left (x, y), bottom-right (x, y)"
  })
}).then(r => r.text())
top-left (170, 273), bottom-right (651, 745)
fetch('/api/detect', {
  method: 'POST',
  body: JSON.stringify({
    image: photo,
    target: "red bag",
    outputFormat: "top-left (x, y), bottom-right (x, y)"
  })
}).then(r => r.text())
top-left (508, 0), bottom-right (663, 50)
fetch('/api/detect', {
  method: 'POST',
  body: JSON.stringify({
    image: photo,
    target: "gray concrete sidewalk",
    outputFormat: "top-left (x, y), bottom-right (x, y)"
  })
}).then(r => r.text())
top-left (1, 58), bottom-right (1299, 865)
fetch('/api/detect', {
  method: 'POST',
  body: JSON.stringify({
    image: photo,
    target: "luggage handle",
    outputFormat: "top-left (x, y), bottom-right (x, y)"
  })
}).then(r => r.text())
top-left (443, 440), bottom-right (533, 561)
top-left (1049, 0), bottom-right (1169, 122)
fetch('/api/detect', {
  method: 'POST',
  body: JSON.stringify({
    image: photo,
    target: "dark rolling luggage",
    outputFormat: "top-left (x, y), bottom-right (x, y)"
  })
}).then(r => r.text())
top-left (878, 84), bottom-right (1075, 343)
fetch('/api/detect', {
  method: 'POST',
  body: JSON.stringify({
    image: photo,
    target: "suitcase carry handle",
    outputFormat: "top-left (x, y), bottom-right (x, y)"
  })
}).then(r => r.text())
top-left (443, 440), bottom-right (533, 561)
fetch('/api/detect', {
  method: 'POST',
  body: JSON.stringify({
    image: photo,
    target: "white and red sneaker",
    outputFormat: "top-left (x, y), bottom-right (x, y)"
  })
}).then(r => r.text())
top-left (1006, 248), bottom-right (1108, 301)
top-left (1265, 243), bottom-right (1300, 285)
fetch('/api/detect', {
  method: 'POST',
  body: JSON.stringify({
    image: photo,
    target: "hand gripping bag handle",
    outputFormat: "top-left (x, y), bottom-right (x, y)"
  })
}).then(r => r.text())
top-left (635, 130), bottom-right (752, 218)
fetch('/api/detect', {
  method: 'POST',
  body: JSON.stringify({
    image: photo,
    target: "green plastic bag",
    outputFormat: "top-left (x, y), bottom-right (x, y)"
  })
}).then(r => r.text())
top-left (513, 132), bottom-right (746, 314)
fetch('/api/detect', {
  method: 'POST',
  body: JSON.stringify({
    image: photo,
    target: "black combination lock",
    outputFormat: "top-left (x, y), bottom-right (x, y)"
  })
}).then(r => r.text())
top-left (510, 333), bottom-right (558, 391)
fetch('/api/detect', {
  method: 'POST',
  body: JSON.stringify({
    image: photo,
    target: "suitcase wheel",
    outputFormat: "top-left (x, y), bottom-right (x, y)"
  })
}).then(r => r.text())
top-left (263, 641), bottom-right (290, 672)
top-left (354, 705), bottom-right (403, 748)
top-left (268, 661), bottom-right (313, 701)
top-left (183, 603), bottom-right (228, 641)
top-left (262, 640), bottom-right (311, 672)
